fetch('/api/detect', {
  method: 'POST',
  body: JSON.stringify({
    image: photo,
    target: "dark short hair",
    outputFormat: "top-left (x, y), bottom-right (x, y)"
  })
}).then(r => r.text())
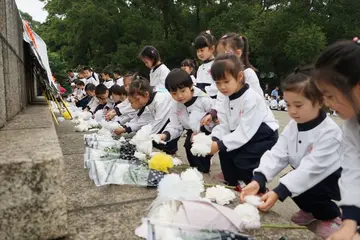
top-left (114, 69), bottom-right (122, 75)
top-left (102, 71), bottom-right (111, 76)
top-left (165, 68), bottom-right (194, 92)
top-left (67, 69), bottom-right (73, 73)
top-left (74, 79), bottom-right (83, 85)
top-left (85, 83), bottom-right (96, 91)
top-left (129, 78), bottom-right (153, 97)
top-left (110, 85), bottom-right (127, 96)
top-left (181, 59), bottom-right (197, 75)
top-left (95, 84), bottom-right (108, 95)
top-left (83, 66), bottom-right (92, 71)
top-left (210, 54), bottom-right (244, 82)
top-left (282, 66), bottom-right (323, 105)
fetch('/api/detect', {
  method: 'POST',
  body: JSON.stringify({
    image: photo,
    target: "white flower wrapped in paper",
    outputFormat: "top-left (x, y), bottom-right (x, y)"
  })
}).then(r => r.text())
top-left (205, 185), bottom-right (236, 205)
top-left (150, 168), bottom-right (204, 212)
top-left (190, 133), bottom-right (212, 157)
top-left (100, 119), bottom-right (120, 131)
top-left (94, 109), bottom-right (104, 122)
top-left (134, 151), bottom-right (147, 161)
top-left (74, 122), bottom-right (89, 132)
top-left (87, 119), bottom-right (101, 128)
top-left (130, 125), bottom-right (153, 155)
top-left (136, 199), bottom-right (255, 239)
top-left (172, 157), bottom-right (182, 166)
top-left (79, 111), bottom-right (92, 121)
top-left (96, 127), bottom-right (112, 136)
top-left (234, 203), bottom-right (261, 230)
top-left (244, 195), bottom-right (264, 207)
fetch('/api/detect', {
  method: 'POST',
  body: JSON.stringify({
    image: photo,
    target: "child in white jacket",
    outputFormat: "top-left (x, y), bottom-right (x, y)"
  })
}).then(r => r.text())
top-left (241, 66), bottom-right (342, 239)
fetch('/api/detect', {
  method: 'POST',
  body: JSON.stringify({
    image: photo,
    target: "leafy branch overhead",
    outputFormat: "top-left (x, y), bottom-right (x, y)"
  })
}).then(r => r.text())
top-left (33, 0), bottom-right (360, 85)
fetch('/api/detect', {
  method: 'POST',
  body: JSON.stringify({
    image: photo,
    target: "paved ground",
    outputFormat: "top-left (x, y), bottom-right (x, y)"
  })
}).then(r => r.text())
top-left (56, 110), bottom-right (343, 240)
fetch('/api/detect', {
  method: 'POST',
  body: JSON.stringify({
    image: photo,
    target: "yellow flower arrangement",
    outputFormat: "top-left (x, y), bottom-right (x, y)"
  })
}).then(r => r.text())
top-left (148, 153), bottom-right (173, 173)
top-left (62, 111), bottom-right (71, 120)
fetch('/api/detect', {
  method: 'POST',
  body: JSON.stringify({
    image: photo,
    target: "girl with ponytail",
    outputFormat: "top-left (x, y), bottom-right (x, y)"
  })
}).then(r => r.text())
top-left (217, 33), bottom-right (264, 97)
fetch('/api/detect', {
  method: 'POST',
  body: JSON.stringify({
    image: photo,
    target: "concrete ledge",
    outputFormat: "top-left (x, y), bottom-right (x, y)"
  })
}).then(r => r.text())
top-left (0, 105), bottom-right (68, 239)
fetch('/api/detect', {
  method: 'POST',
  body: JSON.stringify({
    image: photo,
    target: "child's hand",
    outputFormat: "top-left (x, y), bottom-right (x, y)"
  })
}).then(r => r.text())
top-left (214, 118), bottom-right (220, 125)
top-left (326, 220), bottom-right (357, 240)
top-left (113, 127), bottom-right (125, 136)
top-left (240, 181), bottom-right (261, 202)
top-left (258, 191), bottom-right (278, 212)
top-left (209, 141), bottom-right (219, 155)
top-left (158, 134), bottom-right (167, 141)
top-left (200, 114), bottom-right (212, 126)
top-left (105, 110), bottom-right (116, 120)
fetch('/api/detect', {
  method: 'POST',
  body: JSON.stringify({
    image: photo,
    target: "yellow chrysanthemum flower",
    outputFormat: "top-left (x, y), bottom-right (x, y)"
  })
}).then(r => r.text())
top-left (148, 153), bottom-right (173, 173)
top-left (62, 111), bottom-right (71, 120)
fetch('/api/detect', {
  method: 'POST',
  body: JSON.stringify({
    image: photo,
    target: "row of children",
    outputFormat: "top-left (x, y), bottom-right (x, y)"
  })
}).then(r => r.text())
top-left (264, 94), bottom-right (287, 111)
top-left (67, 29), bottom-right (360, 239)
top-left (67, 67), bottom-right (125, 88)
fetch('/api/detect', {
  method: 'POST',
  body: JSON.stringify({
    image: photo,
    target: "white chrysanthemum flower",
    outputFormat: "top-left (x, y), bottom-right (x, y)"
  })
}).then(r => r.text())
top-left (234, 203), bottom-right (261, 229)
top-left (79, 111), bottom-right (92, 120)
top-left (94, 110), bottom-right (104, 122)
top-left (190, 133), bottom-right (212, 157)
top-left (244, 195), bottom-right (264, 207)
top-left (134, 151), bottom-right (147, 161)
top-left (74, 122), bottom-right (89, 132)
top-left (205, 185), bottom-right (236, 205)
top-left (172, 157), bottom-right (183, 166)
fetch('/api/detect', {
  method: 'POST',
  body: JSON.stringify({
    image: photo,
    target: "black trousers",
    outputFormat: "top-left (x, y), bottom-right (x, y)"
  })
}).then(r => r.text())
top-left (292, 168), bottom-right (342, 220)
top-left (219, 123), bottom-right (278, 186)
top-left (152, 119), bottom-right (180, 155)
top-left (183, 129), bottom-right (212, 173)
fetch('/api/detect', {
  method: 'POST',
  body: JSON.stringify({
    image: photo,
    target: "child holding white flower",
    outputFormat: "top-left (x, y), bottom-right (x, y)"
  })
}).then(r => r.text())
top-left (240, 66), bottom-right (342, 239)
top-left (157, 68), bottom-right (215, 173)
top-left (113, 78), bottom-right (179, 155)
top-left (208, 54), bottom-right (279, 186)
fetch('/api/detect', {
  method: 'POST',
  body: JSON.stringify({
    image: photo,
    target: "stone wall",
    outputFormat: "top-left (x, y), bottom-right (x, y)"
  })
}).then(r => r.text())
top-left (0, 1), bottom-right (68, 239)
top-left (0, 0), bottom-right (28, 128)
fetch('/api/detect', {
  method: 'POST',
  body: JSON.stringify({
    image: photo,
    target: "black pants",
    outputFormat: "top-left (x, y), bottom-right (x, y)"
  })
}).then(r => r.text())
top-left (183, 129), bottom-right (212, 173)
top-left (153, 137), bottom-right (180, 155)
top-left (152, 119), bottom-right (180, 155)
top-left (219, 123), bottom-right (278, 186)
top-left (292, 168), bottom-right (342, 220)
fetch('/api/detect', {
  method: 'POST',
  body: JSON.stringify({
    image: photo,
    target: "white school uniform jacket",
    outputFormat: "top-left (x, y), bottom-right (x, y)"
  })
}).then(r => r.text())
top-left (149, 64), bottom-right (170, 91)
top-left (211, 84), bottom-right (278, 152)
top-left (244, 68), bottom-right (264, 97)
top-left (197, 60), bottom-right (214, 85)
top-left (278, 99), bottom-right (286, 108)
top-left (197, 60), bottom-right (217, 97)
top-left (190, 75), bottom-right (196, 85)
top-left (68, 73), bottom-right (78, 82)
top-left (337, 117), bottom-right (360, 222)
top-left (113, 99), bottom-right (137, 125)
top-left (86, 97), bottom-right (100, 113)
top-left (253, 111), bottom-right (342, 200)
top-left (124, 91), bottom-right (176, 134)
top-left (163, 87), bottom-right (215, 141)
top-left (270, 99), bottom-right (278, 109)
top-left (85, 76), bottom-right (99, 86)
top-left (115, 77), bottom-right (123, 86)
top-left (103, 79), bottom-right (114, 89)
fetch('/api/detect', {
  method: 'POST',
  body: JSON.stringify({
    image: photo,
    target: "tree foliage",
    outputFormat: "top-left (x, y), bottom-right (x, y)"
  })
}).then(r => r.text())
top-left (26, 0), bottom-right (360, 85)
